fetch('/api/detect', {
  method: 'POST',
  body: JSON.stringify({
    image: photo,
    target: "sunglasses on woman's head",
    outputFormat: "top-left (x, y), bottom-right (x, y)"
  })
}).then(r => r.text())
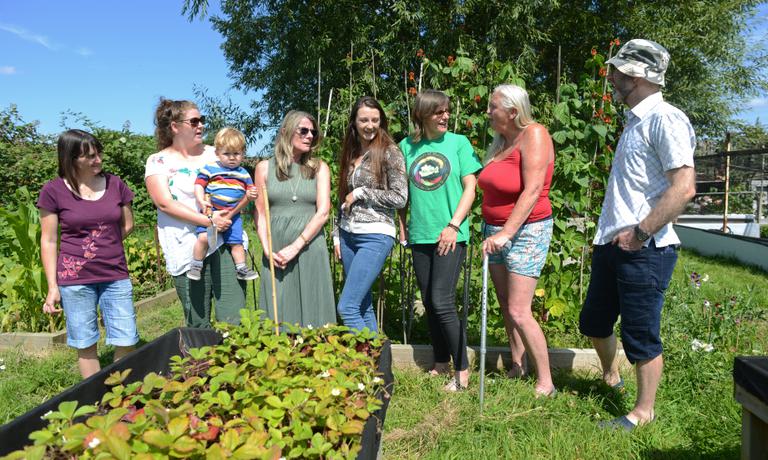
top-left (177, 116), bottom-right (206, 127)
top-left (296, 127), bottom-right (318, 137)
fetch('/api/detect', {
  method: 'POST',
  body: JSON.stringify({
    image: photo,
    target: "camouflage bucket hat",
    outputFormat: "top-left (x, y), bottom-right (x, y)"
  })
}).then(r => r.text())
top-left (606, 39), bottom-right (670, 86)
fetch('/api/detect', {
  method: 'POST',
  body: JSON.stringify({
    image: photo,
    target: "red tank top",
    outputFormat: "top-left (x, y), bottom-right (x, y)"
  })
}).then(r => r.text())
top-left (478, 147), bottom-right (554, 226)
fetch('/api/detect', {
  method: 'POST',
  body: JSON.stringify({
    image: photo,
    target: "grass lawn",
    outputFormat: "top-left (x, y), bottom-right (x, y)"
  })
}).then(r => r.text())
top-left (0, 249), bottom-right (765, 459)
top-left (381, 250), bottom-right (768, 459)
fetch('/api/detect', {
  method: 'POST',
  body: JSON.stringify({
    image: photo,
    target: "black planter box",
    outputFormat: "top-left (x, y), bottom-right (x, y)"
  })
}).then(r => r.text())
top-left (0, 327), bottom-right (394, 459)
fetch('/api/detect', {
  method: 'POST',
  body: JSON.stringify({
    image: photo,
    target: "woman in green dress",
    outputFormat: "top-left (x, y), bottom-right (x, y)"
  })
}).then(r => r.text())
top-left (254, 110), bottom-right (336, 327)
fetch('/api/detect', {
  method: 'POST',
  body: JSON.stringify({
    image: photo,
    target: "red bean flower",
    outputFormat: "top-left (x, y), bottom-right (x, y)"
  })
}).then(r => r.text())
top-left (474, 95), bottom-right (481, 103)
top-left (599, 67), bottom-right (607, 77)
top-left (466, 119), bottom-right (473, 128)
top-left (409, 71), bottom-right (415, 81)
top-left (591, 48), bottom-right (597, 56)
top-left (408, 87), bottom-right (417, 96)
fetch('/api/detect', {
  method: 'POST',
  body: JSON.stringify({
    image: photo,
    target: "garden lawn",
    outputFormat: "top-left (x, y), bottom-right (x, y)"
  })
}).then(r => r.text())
top-left (0, 249), bottom-right (765, 459)
top-left (381, 250), bottom-right (768, 459)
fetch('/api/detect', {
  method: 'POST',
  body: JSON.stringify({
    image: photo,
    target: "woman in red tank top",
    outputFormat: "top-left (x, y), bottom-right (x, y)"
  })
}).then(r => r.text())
top-left (478, 84), bottom-right (556, 397)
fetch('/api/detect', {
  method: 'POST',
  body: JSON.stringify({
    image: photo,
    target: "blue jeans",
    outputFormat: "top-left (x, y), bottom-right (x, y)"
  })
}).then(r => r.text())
top-left (337, 230), bottom-right (394, 331)
top-left (59, 278), bottom-right (138, 349)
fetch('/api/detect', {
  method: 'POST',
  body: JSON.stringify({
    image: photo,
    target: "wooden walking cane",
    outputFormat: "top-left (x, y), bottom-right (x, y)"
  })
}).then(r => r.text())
top-left (262, 186), bottom-right (279, 335)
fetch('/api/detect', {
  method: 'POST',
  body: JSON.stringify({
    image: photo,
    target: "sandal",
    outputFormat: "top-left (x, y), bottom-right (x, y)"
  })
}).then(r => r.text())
top-left (428, 363), bottom-right (451, 377)
top-left (506, 363), bottom-right (526, 379)
top-left (443, 377), bottom-right (467, 392)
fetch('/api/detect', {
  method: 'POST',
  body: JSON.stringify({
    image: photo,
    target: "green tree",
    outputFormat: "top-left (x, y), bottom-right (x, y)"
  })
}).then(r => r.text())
top-left (183, 0), bottom-right (765, 136)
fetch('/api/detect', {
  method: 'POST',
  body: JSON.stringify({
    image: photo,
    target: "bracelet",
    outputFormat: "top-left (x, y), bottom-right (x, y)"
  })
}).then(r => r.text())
top-left (298, 233), bottom-right (309, 246)
top-left (447, 223), bottom-right (460, 232)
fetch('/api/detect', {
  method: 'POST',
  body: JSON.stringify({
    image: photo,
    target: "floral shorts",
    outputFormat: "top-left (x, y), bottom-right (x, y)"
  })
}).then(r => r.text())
top-left (483, 218), bottom-right (553, 278)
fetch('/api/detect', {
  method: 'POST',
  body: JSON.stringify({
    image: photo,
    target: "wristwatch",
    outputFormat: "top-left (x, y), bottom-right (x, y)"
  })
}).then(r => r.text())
top-left (633, 225), bottom-right (651, 242)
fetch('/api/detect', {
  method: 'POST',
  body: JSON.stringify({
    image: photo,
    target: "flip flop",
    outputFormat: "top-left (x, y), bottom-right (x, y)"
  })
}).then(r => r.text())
top-left (535, 386), bottom-right (557, 399)
top-left (611, 378), bottom-right (625, 390)
top-left (598, 415), bottom-right (637, 432)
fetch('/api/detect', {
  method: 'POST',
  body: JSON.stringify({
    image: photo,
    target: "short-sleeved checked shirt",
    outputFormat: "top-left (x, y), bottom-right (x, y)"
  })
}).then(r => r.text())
top-left (594, 92), bottom-right (695, 247)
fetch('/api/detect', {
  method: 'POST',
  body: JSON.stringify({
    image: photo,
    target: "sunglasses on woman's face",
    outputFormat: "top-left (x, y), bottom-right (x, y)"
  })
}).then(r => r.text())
top-left (296, 126), bottom-right (318, 138)
top-left (177, 116), bottom-right (206, 127)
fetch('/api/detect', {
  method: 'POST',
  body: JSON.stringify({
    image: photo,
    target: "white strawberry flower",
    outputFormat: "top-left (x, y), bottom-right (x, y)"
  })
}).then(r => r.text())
top-left (331, 388), bottom-right (341, 396)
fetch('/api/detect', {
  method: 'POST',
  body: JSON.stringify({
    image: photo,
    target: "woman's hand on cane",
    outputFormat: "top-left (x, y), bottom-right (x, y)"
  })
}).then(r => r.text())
top-left (482, 232), bottom-right (511, 255)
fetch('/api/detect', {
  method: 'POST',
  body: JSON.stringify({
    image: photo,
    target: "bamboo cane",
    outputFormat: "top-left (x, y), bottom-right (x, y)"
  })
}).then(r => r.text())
top-left (262, 186), bottom-right (279, 335)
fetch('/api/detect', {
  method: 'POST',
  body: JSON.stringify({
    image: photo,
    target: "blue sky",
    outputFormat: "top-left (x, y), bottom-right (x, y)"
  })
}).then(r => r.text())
top-left (0, 1), bottom-right (255, 149)
top-left (1, 1), bottom-right (767, 151)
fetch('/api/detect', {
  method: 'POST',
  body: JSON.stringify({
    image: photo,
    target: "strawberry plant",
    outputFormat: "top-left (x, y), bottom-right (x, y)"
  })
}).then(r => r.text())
top-left (3, 310), bottom-right (389, 459)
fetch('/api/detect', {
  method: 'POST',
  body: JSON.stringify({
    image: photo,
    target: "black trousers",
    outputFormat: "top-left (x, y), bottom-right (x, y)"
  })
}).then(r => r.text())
top-left (411, 243), bottom-right (469, 371)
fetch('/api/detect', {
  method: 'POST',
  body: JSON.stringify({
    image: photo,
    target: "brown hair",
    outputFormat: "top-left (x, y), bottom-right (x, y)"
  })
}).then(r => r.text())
top-left (410, 89), bottom-right (450, 143)
top-left (339, 96), bottom-right (395, 200)
top-left (273, 110), bottom-right (322, 181)
top-left (153, 98), bottom-right (198, 150)
top-left (57, 129), bottom-right (104, 195)
top-left (214, 127), bottom-right (246, 154)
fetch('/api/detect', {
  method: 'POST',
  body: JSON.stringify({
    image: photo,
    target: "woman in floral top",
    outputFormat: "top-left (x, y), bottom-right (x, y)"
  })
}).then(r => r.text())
top-left (144, 99), bottom-right (246, 328)
top-left (39, 129), bottom-right (138, 378)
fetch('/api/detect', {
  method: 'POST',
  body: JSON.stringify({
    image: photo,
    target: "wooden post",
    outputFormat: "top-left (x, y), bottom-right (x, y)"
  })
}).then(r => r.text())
top-left (556, 45), bottom-right (561, 105)
top-left (404, 69), bottom-right (411, 135)
top-left (323, 88), bottom-right (333, 138)
top-left (317, 58), bottom-right (322, 122)
top-left (759, 155), bottom-right (765, 225)
top-left (349, 42), bottom-right (354, 107)
top-left (723, 133), bottom-right (731, 233)
top-left (262, 186), bottom-right (279, 335)
top-left (371, 49), bottom-right (377, 99)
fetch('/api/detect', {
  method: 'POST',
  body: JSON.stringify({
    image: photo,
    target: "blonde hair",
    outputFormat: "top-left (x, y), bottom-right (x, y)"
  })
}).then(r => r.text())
top-left (487, 84), bottom-right (535, 158)
top-left (153, 98), bottom-right (198, 150)
top-left (214, 127), bottom-right (246, 154)
top-left (410, 89), bottom-right (450, 143)
top-left (273, 110), bottom-right (322, 181)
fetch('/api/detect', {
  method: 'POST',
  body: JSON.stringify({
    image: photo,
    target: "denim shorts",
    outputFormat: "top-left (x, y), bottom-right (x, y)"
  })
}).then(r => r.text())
top-left (483, 218), bottom-right (553, 278)
top-left (579, 241), bottom-right (678, 363)
top-left (196, 212), bottom-right (244, 245)
top-left (59, 278), bottom-right (139, 349)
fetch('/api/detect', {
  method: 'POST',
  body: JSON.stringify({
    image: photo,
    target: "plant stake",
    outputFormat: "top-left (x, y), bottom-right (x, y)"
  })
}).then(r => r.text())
top-left (262, 186), bottom-right (279, 335)
top-left (479, 253), bottom-right (489, 415)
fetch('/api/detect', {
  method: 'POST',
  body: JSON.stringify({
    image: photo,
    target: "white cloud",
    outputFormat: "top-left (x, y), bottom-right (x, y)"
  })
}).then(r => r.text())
top-left (0, 24), bottom-right (57, 50)
top-left (0, 23), bottom-right (93, 57)
top-left (747, 97), bottom-right (768, 108)
top-left (0, 66), bottom-right (16, 75)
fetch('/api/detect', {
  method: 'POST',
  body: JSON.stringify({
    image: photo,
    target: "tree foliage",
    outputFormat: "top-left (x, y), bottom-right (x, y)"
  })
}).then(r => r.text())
top-left (185, 0), bottom-right (765, 136)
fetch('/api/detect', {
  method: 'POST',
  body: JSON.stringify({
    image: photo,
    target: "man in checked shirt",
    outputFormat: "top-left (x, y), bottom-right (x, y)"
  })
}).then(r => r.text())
top-left (579, 39), bottom-right (696, 431)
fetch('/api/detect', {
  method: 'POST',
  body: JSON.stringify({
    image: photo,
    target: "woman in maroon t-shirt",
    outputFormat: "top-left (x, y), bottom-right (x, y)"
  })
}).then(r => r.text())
top-left (38, 129), bottom-right (138, 379)
top-left (478, 84), bottom-right (556, 397)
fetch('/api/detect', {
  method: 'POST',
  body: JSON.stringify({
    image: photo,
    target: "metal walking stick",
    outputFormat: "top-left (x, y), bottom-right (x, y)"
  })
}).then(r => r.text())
top-left (262, 186), bottom-right (279, 336)
top-left (479, 253), bottom-right (489, 415)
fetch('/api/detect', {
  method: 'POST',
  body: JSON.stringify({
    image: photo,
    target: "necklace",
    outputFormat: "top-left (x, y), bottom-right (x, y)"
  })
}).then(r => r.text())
top-left (289, 171), bottom-right (300, 202)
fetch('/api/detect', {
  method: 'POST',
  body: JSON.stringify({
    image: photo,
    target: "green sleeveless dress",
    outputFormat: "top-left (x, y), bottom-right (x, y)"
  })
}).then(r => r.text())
top-left (258, 158), bottom-right (336, 327)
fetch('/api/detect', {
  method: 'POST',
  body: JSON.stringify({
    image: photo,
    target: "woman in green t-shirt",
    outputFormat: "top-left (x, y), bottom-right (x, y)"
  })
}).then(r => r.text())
top-left (398, 90), bottom-right (483, 391)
